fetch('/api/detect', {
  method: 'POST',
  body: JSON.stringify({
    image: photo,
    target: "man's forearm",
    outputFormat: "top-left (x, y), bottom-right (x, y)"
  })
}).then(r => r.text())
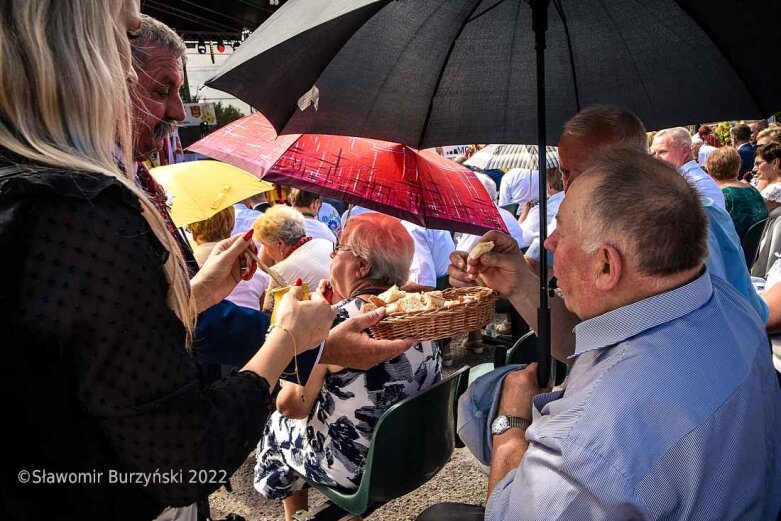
top-left (508, 261), bottom-right (579, 362)
top-left (487, 432), bottom-right (528, 498)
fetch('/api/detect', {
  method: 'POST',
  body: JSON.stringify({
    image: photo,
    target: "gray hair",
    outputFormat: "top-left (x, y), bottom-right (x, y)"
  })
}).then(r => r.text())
top-left (131, 15), bottom-right (187, 66)
top-left (252, 205), bottom-right (306, 245)
top-left (654, 127), bottom-right (692, 149)
top-left (579, 148), bottom-right (707, 276)
top-left (563, 105), bottom-right (648, 152)
top-left (475, 173), bottom-right (498, 202)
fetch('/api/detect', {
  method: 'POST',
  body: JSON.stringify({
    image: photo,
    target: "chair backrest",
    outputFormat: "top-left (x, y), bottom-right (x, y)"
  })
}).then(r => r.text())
top-left (506, 331), bottom-right (539, 366)
top-left (364, 366), bottom-right (469, 502)
top-left (742, 217), bottom-right (768, 269)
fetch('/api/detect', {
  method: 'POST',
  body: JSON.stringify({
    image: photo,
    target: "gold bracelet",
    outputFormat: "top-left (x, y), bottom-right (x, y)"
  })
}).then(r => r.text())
top-left (269, 325), bottom-right (303, 390)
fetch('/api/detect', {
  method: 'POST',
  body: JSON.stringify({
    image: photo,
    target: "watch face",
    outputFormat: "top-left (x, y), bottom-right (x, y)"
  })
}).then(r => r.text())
top-left (492, 415), bottom-right (510, 435)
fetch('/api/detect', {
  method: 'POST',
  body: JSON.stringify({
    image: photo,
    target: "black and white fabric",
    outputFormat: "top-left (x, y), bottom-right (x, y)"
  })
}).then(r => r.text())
top-left (254, 296), bottom-right (442, 499)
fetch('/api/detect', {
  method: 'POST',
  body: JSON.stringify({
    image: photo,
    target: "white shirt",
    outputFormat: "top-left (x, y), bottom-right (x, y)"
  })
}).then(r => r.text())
top-left (498, 168), bottom-right (540, 207)
top-left (304, 217), bottom-right (337, 243)
top-left (457, 207), bottom-right (525, 252)
top-left (231, 204), bottom-right (263, 249)
top-left (697, 143), bottom-right (718, 165)
top-left (340, 205), bottom-right (374, 228)
top-left (193, 242), bottom-right (269, 311)
top-left (519, 191), bottom-right (565, 248)
top-left (525, 217), bottom-right (555, 264)
top-left (402, 223), bottom-right (455, 287)
top-left (269, 238), bottom-right (333, 290)
top-left (318, 201), bottom-right (343, 236)
top-left (679, 160), bottom-right (726, 209)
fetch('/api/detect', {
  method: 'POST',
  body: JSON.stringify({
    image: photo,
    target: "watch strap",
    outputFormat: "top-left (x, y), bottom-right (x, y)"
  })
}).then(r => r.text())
top-left (506, 416), bottom-right (532, 430)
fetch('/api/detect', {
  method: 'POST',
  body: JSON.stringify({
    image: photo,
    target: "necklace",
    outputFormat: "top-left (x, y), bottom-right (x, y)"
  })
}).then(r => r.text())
top-left (283, 236), bottom-right (313, 259)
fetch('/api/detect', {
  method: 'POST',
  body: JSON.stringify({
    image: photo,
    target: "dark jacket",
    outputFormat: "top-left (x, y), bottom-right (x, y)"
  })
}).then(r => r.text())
top-left (0, 165), bottom-right (271, 520)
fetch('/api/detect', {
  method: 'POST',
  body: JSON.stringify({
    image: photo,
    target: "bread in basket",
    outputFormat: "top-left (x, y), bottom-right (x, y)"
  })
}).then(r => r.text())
top-left (361, 285), bottom-right (497, 341)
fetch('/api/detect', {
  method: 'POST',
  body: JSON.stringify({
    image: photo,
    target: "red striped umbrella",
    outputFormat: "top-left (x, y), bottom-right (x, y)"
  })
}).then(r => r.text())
top-left (188, 113), bottom-right (508, 235)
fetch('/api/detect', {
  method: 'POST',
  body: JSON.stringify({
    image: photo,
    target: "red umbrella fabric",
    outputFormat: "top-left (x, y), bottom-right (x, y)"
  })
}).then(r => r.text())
top-left (188, 113), bottom-right (508, 235)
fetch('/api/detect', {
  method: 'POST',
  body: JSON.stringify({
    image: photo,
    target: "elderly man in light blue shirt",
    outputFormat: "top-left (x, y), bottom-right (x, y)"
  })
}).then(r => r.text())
top-left (422, 148), bottom-right (781, 521)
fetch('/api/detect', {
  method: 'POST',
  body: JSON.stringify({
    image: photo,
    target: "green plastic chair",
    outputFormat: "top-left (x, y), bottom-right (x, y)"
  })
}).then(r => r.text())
top-left (298, 366), bottom-right (469, 516)
top-left (468, 331), bottom-right (538, 385)
top-left (741, 217), bottom-right (767, 269)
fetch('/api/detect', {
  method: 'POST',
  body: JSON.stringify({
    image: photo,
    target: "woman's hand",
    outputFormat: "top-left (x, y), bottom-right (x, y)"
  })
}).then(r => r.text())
top-left (191, 230), bottom-right (257, 313)
top-left (320, 307), bottom-right (416, 370)
top-left (275, 282), bottom-right (336, 350)
top-left (317, 279), bottom-right (337, 304)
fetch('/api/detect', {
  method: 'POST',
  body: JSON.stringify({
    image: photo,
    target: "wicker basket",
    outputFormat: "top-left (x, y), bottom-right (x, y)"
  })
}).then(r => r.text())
top-left (368, 287), bottom-right (497, 341)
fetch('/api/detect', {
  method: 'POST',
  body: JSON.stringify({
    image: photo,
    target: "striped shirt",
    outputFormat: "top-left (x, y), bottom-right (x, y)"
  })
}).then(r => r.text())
top-left (487, 271), bottom-right (781, 520)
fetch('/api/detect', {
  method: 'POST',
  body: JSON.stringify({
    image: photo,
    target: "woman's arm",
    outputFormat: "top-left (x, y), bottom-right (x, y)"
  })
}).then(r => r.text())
top-left (276, 365), bottom-right (329, 419)
top-left (17, 191), bottom-right (332, 507)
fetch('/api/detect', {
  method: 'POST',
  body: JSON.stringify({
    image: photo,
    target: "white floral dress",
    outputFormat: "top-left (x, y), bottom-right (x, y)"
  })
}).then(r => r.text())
top-left (254, 296), bottom-right (442, 499)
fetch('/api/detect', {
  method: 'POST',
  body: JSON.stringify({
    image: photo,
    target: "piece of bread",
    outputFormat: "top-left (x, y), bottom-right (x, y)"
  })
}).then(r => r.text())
top-left (423, 293), bottom-right (446, 310)
top-left (377, 285), bottom-right (405, 304)
top-left (367, 295), bottom-right (387, 308)
top-left (443, 299), bottom-right (461, 308)
top-left (397, 295), bottom-right (427, 312)
top-left (468, 241), bottom-right (495, 260)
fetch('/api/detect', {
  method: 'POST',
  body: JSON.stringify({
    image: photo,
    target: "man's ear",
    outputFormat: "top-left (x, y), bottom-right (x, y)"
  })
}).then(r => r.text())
top-left (593, 244), bottom-right (622, 291)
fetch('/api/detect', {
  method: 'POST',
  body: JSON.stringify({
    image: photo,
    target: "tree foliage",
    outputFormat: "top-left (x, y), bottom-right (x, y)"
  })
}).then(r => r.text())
top-left (213, 101), bottom-right (245, 127)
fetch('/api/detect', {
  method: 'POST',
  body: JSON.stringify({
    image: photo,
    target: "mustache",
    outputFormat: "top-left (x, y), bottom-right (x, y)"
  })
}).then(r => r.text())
top-left (152, 120), bottom-right (178, 140)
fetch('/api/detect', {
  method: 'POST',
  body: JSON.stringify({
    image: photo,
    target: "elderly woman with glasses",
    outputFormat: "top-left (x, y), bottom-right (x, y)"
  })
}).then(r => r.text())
top-left (254, 213), bottom-right (443, 521)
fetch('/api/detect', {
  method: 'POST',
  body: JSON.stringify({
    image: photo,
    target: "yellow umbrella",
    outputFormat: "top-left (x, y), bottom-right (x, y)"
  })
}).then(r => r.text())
top-left (149, 160), bottom-right (274, 227)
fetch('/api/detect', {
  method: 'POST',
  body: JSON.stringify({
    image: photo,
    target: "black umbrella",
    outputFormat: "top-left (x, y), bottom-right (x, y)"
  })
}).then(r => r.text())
top-left (207, 0), bottom-right (781, 386)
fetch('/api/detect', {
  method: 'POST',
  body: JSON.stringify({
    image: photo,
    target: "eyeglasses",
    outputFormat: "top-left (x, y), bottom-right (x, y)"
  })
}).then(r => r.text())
top-left (332, 241), bottom-right (353, 255)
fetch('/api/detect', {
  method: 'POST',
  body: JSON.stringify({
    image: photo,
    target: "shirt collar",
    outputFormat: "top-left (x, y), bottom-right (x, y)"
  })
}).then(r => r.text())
top-left (572, 269), bottom-right (713, 358)
top-left (679, 160), bottom-right (700, 176)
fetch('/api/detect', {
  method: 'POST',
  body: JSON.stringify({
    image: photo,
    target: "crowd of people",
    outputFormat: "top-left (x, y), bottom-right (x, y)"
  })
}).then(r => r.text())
top-left (1, 1), bottom-right (779, 521)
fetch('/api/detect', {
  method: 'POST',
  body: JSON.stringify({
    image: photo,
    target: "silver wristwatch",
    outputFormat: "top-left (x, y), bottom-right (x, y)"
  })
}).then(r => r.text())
top-left (491, 414), bottom-right (532, 435)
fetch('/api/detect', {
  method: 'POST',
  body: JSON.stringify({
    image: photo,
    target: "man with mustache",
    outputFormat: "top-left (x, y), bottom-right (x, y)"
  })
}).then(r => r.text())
top-left (128, 16), bottom-right (415, 374)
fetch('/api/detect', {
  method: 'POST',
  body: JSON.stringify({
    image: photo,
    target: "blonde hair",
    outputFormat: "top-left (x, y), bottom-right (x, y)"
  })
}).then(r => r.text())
top-left (0, 0), bottom-right (196, 342)
top-left (188, 206), bottom-right (235, 243)
top-left (253, 205), bottom-right (306, 245)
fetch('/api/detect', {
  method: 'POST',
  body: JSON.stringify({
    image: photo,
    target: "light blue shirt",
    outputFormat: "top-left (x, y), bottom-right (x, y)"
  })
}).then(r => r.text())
top-left (487, 271), bottom-right (781, 520)
top-left (231, 203), bottom-right (262, 236)
top-left (680, 160), bottom-right (726, 209)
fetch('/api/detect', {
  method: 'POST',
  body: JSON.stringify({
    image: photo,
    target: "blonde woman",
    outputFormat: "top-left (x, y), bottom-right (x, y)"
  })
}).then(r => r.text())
top-left (0, 2), bottom-right (336, 519)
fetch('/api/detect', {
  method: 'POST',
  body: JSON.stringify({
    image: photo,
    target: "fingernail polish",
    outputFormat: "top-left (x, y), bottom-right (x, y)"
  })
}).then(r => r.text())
top-left (243, 229), bottom-right (253, 241)
top-left (294, 278), bottom-right (303, 286)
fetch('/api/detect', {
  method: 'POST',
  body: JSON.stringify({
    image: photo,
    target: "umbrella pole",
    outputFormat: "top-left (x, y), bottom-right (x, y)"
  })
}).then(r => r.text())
top-left (532, 0), bottom-right (552, 388)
